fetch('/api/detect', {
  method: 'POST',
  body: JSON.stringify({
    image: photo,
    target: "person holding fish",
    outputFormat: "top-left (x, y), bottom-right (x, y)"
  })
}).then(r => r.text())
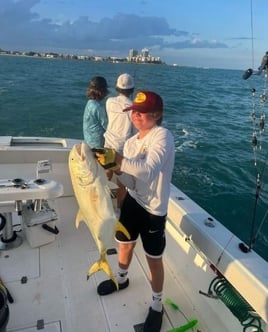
top-left (83, 76), bottom-right (109, 147)
top-left (94, 91), bottom-right (175, 332)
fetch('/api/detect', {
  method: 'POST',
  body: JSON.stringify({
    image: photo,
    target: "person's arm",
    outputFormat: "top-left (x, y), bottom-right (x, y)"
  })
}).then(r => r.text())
top-left (83, 102), bottom-right (92, 143)
top-left (98, 103), bottom-right (108, 130)
top-left (120, 130), bottom-right (173, 182)
top-left (115, 129), bottom-right (173, 192)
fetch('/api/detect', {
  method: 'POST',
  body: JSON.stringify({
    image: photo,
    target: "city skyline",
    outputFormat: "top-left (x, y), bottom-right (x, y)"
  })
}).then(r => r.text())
top-left (0, 46), bottom-right (164, 64)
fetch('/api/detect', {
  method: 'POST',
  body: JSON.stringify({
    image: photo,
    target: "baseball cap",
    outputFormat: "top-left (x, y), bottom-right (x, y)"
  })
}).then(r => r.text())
top-left (123, 91), bottom-right (163, 113)
top-left (116, 73), bottom-right (135, 90)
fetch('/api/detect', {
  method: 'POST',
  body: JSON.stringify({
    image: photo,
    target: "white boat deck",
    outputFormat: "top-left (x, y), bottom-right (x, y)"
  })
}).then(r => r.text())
top-left (0, 137), bottom-right (267, 332)
top-left (0, 195), bottom-right (218, 332)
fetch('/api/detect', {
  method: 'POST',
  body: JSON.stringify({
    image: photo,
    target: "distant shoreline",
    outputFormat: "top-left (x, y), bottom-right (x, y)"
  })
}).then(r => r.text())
top-left (0, 50), bottom-right (165, 65)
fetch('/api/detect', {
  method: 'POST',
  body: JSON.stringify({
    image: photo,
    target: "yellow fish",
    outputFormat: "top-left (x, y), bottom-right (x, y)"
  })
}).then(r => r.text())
top-left (69, 142), bottom-right (129, 289)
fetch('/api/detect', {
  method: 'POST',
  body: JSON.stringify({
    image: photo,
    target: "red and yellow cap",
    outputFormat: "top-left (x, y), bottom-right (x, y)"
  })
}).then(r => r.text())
top-left (123, 91), bottom-right (163, 113)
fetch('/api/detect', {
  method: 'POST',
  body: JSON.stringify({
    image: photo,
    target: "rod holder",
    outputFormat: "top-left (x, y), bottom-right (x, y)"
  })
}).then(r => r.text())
top-left (15, 200), bottom-right (23, 215)
top-left (33, 199), bottom-right (42, 212)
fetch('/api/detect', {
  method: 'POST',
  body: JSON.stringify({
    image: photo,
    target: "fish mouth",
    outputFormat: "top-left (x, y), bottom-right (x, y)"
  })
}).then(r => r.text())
top-left (76, 143), bottom-right (82, 158)
top-left (71, 143), bottom-right (99, 185)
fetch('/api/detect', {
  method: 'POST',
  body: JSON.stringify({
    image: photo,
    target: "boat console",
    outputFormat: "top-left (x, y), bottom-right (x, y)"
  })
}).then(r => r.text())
top-left (0, 178), bottom-right (63, 250)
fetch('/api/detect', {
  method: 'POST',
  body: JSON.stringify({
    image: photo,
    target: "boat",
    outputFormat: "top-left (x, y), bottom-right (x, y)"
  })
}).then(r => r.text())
top-left (0, 135), bottom-right (267, 332)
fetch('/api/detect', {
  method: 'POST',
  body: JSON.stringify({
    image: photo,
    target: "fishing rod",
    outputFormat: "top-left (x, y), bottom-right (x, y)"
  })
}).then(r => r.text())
top-left (239, 76), bottom-right (268, 253)
top-left (241, 74), bottom-right (268, 253)
top-left (239, 0), bottom-right (268, 253)
top-left (239, 156), bottom-right (267, 253)
top-left (249, 155), bottom-right (267, 251)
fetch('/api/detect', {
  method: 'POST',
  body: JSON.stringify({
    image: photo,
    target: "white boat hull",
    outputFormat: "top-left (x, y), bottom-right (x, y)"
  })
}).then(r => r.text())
top-left (0, 136), bottom-right (267, 332)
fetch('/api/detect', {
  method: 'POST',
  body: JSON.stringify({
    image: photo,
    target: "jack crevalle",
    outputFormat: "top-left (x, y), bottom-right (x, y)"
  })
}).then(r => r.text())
top-left (68, 142), bottom-right (129, 288)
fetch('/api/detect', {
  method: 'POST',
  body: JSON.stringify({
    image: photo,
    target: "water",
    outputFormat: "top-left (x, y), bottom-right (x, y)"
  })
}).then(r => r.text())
top-left (1, 55), bottom-right (268, 260)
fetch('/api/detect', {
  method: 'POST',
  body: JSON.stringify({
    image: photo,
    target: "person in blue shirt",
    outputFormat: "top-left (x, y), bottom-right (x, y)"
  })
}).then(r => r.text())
top-left (83, 76), bottom-right (109, 147)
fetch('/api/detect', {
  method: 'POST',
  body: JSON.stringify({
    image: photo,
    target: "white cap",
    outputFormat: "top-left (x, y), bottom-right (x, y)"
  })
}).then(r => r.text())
top-left (116, 73), bottom-right (134, 90)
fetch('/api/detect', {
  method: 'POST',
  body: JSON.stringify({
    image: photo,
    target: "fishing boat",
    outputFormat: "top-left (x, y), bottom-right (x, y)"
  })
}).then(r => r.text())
top-left (0, 135), bottom-right (267, 332)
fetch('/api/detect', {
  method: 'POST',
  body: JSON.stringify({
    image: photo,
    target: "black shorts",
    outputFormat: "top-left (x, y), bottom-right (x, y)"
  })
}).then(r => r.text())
top-left (115, 193), bottom-right (166, 257)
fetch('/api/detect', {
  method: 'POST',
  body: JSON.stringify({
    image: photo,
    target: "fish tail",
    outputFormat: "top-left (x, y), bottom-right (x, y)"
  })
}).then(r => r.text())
top-left (115, 221), bottom-right (131, 240)
top-left (87, 252), bottom-right (119, 290)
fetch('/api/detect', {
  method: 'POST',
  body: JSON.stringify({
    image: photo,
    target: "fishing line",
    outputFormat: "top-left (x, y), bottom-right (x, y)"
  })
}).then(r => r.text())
top-left (242, 0), bottom-right (255, 79)
top-left (216, 234), bottom-right (235, 266)
top-left (252, 206), bottom-right (268, 246)
top-left (250, 0), bottom-right (255, 70)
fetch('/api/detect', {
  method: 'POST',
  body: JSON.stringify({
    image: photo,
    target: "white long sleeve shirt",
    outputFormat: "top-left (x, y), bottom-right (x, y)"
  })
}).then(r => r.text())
top-left (104, 95), bottom-right (135, 154)
top-left (118, 126), bottom-right (175, 216)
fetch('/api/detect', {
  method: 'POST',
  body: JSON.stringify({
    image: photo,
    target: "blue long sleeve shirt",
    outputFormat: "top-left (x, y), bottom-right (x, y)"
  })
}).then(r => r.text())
top-left (83, 99), bottom-right (108, 147)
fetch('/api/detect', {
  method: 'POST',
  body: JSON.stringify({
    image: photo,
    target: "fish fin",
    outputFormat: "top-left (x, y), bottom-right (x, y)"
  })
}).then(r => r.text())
top-left (80, 148), bottom-right (86, 161)
top-left (87, 251), bottom-right (119, 290)
top-left (75, 209), bottom-right (85, 228)
top-left (115, 221), bottom-right (131, 240)
top-left (74, 143), bottom-right (82, 157)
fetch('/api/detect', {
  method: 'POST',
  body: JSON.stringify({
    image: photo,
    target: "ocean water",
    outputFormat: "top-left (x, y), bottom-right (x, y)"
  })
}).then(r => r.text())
top-left (1, 55), bottom-right (268, 261)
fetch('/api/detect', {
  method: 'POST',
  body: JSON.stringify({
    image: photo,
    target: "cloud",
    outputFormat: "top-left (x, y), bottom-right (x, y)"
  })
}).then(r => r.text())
top-left (230, 37), bottom-right (254, 40)
top-left (0, 0), bottom-right (228, 55)
top-left (166, 38), bottom-right (227, 49)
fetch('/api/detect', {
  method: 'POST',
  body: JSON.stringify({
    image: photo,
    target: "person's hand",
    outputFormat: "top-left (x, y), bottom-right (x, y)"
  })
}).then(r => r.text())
top-left (92, 147), bottom-right (120, 170)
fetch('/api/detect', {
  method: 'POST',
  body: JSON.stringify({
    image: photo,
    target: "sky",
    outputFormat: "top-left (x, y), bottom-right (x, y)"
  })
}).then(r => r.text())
top-left (1, 0), bottom-right (267, 70)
